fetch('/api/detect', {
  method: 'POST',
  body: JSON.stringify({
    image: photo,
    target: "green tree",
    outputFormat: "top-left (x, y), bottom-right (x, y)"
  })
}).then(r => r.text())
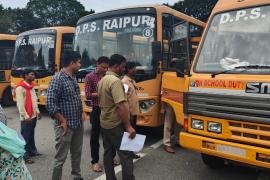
top-left (0, 5), bottom-right (14, 33)
top-left (26, 0), bottom-right (94, 27)
top-left (12, 8), bottom-right (43, 33)
top-left (169, 0), bottom-right (218, 22)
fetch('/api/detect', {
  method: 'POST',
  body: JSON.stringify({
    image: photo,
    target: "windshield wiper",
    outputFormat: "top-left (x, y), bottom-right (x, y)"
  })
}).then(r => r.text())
top-left (211, 65), bottom-right (270, 78)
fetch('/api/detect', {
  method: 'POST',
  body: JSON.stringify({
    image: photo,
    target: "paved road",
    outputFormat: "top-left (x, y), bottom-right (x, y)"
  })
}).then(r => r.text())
top-left (3, 105), bottom-right (260, 180)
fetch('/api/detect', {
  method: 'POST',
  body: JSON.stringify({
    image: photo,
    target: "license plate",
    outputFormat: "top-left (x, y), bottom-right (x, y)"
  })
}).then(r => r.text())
top-left (216, 144), bottom-right (246, 157)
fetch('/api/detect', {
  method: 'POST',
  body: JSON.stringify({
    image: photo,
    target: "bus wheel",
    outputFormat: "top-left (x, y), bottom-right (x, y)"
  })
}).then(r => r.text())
top-left (2, 86), bottom-right (14, 106)
top-left (201, 154), bottom-right (226, 169)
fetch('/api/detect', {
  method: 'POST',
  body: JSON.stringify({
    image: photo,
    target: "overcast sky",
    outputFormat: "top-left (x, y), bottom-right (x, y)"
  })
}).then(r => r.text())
top-left (0, 0), bottom-right (179, 12)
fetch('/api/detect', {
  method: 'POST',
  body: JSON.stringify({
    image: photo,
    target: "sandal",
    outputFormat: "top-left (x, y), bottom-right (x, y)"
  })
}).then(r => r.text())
top-left (92, 163), bottom-right (102, 172)
top-left (25, 159), bottom-right (34, 164)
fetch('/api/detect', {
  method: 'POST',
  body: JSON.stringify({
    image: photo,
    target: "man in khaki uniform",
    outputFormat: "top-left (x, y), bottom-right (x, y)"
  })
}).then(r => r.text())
top-left (98, 54), bottom-right (136, 180)
top-left (122, 61), bottom-right (141, 159)
top-left (122, 61), bottom-right (139, 127)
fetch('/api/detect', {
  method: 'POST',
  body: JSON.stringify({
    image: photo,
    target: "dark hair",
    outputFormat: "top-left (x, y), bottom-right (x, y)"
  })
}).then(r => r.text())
top-left (61, 50), bottom-right (81, 67)
top-left (125, 61), bottom-right (137, 74)
top-left (109, 54), bottom-right (126, 67)
top-left (22, 69), bottom-right (35, 79)
top-left (97, 56), bottom-right (109, 65)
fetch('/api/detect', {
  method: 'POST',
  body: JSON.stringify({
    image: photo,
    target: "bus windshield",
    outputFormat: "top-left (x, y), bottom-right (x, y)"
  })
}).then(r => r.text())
top-left (0, 40), bottom-right (15, 70)
top-left (74, 13), bottom-right (156, 81)
top-left (195, 5), bottom-right (270, 74)
top-left (13, 34), bottom-right (55, 71)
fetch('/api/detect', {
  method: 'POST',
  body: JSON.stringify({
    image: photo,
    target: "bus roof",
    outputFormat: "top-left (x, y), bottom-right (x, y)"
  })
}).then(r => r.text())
top-left (212, 0), bottom-right (270, 14)
top-left (18, 26), bottom-right (75, 37)
top-left (0, 34), bottom-right (17, 41)
top-left (78, 4), bottom-right (205, 27)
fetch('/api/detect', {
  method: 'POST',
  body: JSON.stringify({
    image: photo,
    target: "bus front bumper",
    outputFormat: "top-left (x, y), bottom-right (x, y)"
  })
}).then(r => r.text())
top-left (180, 132), bottom-right (270, 169)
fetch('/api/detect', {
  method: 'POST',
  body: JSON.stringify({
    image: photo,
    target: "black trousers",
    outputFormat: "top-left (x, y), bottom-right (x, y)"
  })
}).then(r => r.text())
top-left (90, 106), bottom-right (101, 164)
top-left (101, 124), bottom-right (135, 180)
top-left (21, 117), bottom-right (37, 160)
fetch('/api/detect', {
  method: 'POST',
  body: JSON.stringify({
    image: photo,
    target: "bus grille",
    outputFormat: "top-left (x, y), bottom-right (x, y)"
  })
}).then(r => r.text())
top-left (185, 92), bottom-right (270, 146)
top-left (229, 121), bottom-right (270, 146)
top-left (185, 92), bottom-right (270, 125)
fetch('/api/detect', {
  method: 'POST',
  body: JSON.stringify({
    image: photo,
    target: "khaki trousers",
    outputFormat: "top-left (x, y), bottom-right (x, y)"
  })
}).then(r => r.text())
top-left (52, 125), bottom-right (83, 180)
top-left (163, 104), bottom-right (178, 147)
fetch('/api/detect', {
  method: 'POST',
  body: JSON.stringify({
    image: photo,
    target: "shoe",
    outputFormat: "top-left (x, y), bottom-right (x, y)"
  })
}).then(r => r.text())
top-left (92, 163), bottom-right (102, 172)
top-left (25, 158), bottom-right (35, 164)
top-left (164, 145), bottom-right (175, 153)
top-left (132, 154), bottom-right (141, 159)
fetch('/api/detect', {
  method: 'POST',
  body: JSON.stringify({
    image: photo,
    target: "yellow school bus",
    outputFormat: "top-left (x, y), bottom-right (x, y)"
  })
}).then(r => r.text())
top-left (0, 34), bottom-right (16, 105)
top-left (11, 27), bottom-right (75, 105)
top-left (74, 4), bottom-right (205, 126)
top-left (180, 0), bottom-right (270, 169)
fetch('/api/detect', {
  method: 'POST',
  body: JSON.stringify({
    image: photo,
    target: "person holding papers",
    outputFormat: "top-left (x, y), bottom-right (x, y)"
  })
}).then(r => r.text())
top-left (97, 54), bottom-right (136, 180)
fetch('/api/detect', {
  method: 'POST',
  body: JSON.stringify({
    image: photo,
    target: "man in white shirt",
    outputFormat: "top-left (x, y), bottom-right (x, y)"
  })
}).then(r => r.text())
top-left (15, 69), bottom-right (41, 164)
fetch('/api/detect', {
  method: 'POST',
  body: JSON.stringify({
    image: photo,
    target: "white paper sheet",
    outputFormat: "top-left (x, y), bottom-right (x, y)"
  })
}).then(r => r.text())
top-left (120, 132), bottom-right (146, 152)
top-left (123, 83), bottom-right (129, 93)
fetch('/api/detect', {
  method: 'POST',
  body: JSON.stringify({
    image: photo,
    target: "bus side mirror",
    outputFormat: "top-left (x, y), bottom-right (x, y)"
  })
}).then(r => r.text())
top-left (152, 41), bottom-right (162, 63)
top-left (171, 58), bottom-right (185, 77)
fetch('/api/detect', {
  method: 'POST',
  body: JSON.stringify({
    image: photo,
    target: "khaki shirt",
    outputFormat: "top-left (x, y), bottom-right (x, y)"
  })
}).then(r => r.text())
top-left (97, 71), bottom-right (127, 129)
top-left (122, 75), bottom-right (139, 116)
top-left (15, 86), bottom-right (39, 121)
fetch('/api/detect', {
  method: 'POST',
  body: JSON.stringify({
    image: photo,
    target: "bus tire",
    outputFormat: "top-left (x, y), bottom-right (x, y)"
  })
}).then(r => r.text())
top-left (2, 86), bottom-right (14, 106)
top-left (201, 153), bottom-right (226, 169)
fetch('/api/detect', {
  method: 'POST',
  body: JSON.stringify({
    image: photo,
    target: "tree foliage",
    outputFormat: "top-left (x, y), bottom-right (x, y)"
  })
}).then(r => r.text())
top-left (26, 0), bottom-right (94, 26)
top-left (0, 5), bottom-right (14, 33)
top-left (169, 0), bottom-right (218, 22)
top-left (12, 8), bottom-right (42, 33)
top-left (0, 0), bottom-right (94, 34)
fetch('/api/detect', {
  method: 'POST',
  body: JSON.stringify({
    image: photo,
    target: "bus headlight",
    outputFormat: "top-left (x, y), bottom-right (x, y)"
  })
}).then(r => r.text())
top-left (139, 99), bottom-right (156, 113)
top-left (40, 89), bottom-right (47, 97)
top-left (208, 122), bottom-right (221, 133)
top-left (191, 119), bottom-right (204, 130)
top-left (148, 99), bottom-right (156, 106)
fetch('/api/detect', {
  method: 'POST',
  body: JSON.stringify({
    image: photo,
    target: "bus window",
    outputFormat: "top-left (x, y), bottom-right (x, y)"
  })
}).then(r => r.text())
top-left (162, 14), bottom-right (189, 71)
top-left (60, 33), bottom-right (74, 68)
top-left (0, 41), bottom-right (15, 70)
top-left (13, 34), bottom-right (55, 72)
top-left (75, 13), bottom-right (156, 82)
top-left (162, 13), bottom-right (172, 70)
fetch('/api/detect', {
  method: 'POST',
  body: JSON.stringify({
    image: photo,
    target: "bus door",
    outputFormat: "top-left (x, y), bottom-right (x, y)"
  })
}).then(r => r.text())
top-left (161, 13), bottom-right (191, 126)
